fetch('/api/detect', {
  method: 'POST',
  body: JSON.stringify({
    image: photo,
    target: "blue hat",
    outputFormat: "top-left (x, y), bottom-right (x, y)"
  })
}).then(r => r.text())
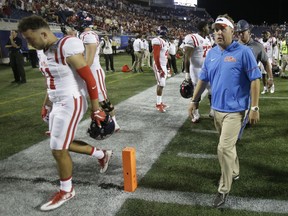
top-left (236, 19), bottom-right (250, 32)
top-left (157, 26), bottom-right (168, 36)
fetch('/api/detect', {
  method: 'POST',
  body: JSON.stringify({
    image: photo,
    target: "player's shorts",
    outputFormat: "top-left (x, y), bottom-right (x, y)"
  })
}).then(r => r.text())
top-left (190, 66), bottom-right (201, 85)
top-left (48, 94), bottom-right (88, 150)
top-left (259, 58), bottom-right (272, 75)
top-left (190, 67), bottom-right (211, 93)
top-left (153, 64), bottom-right (168, 87)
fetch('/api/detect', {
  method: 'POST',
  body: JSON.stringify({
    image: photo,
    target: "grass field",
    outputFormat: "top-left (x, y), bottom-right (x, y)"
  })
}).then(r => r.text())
top-left (1, 53), bottom-right (288, 215)
top-left (0, 54), bottom-right (156, 160)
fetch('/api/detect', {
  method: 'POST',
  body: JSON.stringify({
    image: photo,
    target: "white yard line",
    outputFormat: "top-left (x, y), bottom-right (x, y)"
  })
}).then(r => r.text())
top-left (178, 152), bottom-right (218, 159)
top-left (260, 96), bottom-right (288, 99)
top-left (132, 188), bottom-right (288, 214)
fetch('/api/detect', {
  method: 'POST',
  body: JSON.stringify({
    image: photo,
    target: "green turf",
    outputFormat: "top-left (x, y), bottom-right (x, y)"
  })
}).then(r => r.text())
top-left (116, 198), bottom-right (285, 216)
top-left (1, 53), bottom-right (288, 214)
top-left (0, 53), bottom-right (156, 160)
top-left (139, 77), bottom-right (288, 201)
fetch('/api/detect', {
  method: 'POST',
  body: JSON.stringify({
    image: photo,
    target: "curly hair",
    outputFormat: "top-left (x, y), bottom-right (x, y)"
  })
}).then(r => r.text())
top-left (18, 15), bottom-right (50, 32)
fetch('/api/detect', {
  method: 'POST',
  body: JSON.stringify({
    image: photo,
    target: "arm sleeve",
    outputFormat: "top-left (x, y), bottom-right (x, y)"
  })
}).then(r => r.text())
top-left (77, 65), bottom-right (98, 100)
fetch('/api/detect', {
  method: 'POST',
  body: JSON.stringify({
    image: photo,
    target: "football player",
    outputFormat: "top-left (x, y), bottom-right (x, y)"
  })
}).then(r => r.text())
top-left (258, 31), bottom-right (276, 94)
top-left (18, 15), bottom-right (112, 211)
top-left (79, 24), bottom-right (120, 132)
top-left (184, 21), bottom-right (213, 122)
top-left (152, 26), bottom-right (170, 113)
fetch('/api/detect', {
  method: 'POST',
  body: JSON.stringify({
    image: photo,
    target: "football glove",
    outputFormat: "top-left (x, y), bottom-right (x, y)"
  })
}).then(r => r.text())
top-left (41, 105), bottom-right (51, 124)
top-left (91, 109), bottom-right (106, 126)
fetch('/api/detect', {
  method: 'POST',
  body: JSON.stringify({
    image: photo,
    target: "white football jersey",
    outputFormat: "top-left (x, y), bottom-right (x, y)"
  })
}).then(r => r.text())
top-left (184, 33), bottom-right (212, 68)
top-left (259, 37), bottom-right (276, 60)
top-left (37, 49), bottom-right (48, 73)
top-left (40, 36), bottom-right (86, 101)
top-left (80, 30), bottom-right (101, 68)
top-left (133, 38), bottom-right (144, 52)
top-left (152, 36), bottom-right (169, 66)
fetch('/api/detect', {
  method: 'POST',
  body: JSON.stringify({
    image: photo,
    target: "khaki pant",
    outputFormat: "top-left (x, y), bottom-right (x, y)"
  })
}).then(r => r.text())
top-left (214, 110), bottom-right (245, 194)
top-left (281, 54), bottom-right (288, 72)
top-left (132, 51), bottom-right (143, 72)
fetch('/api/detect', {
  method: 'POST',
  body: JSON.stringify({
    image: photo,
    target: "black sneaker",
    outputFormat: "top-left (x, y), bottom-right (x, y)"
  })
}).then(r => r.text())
top-left (213, 192), bottom-right (228, 208)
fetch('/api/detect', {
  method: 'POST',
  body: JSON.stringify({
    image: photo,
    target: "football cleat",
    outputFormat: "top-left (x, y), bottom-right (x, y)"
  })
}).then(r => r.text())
top-left (98, 150), bottom-right (112, 173)
top-left (261, 86), bottom-right (267, 94)
top-left (40, 188), bottom-right (75, 211)
top-left (161, 102), bottom-right (169, 109)
top-left (156, 104), bottom-right (166, 113)
top-left (269, 84), bottom-right (275, 93)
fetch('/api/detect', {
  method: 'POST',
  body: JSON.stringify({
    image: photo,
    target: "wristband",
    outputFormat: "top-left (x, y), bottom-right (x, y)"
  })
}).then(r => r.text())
top-left (250, 106), bottom-right (259, 112)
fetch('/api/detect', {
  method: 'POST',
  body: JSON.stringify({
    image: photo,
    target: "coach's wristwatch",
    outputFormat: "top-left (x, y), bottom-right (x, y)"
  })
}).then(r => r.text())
top-left (250, 106), bottom-right (259, 112)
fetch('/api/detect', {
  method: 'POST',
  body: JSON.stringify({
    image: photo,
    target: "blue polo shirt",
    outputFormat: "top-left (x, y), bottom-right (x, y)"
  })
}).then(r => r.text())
top-left (199, 41), bottom-right (261, 112)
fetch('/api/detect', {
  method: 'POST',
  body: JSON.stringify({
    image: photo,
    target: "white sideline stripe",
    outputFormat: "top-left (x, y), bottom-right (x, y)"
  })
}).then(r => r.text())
top-left (132, 188), bottom-right (288, 214)
top-left (260, 96), bottom-right (288, 99)
top-left (178, 152), bottom-right (217, 159)
top-left (191, 129), bottom-right (218, 134)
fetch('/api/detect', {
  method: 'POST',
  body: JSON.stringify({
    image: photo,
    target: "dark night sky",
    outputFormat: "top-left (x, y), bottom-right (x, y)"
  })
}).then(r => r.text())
top-left (197, 0), bottom-right (287, 25)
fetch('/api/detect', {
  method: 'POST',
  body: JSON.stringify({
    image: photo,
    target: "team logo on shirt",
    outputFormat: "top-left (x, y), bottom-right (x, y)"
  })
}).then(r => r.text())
top-left (224, 56), bottom-right (236, 62)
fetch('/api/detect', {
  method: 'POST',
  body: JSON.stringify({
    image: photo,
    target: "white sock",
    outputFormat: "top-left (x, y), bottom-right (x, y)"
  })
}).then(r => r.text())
top-left (60, 176), bottom-right (72, 192)
top-left (157, 96), bottom-right (162, 105)
top-left (90, 147), bottom-right (104, 159)
top-left (112, 115), bottom-right (119, 127)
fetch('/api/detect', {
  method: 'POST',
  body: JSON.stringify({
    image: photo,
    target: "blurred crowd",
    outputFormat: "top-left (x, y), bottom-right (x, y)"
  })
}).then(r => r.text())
top-left (1, 0), bottom-right (287, 41)
top-left (0, 0), bottom-right (214, 38)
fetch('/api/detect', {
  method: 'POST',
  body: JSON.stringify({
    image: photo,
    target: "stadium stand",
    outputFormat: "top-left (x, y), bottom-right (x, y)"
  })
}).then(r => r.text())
top-left (0, 0), bottom-right (287, 61)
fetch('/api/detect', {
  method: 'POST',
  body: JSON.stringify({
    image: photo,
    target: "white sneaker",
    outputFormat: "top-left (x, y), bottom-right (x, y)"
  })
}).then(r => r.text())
top-left (98, 150), bottom-right (112, 173)
top-left (270, 84), bottom-right (275, 93)
top-left (192, 110), bottom-right (200, 123)
top-left (40, 188), bottom-right (75, 211)
top-left (261, 87), bottom-right (267, 94)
